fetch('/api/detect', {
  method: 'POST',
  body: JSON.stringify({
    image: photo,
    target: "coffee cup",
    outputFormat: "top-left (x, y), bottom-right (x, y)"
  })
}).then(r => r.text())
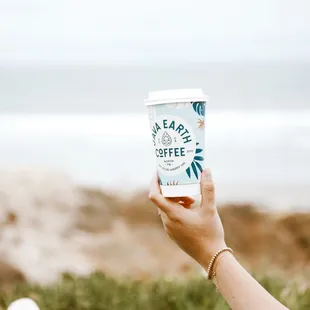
top-left (145, 89), bottom-right (207, 197)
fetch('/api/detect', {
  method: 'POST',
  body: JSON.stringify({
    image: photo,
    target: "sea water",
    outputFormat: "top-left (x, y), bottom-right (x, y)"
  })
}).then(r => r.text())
top-left (0, 63), bottom-right (309, 209)
top-left (0, 111), bottom-right (309, 210)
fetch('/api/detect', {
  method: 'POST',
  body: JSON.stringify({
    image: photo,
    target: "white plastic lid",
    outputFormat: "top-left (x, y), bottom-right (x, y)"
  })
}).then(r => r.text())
top-left (145, 88), bottom-right (207, 106)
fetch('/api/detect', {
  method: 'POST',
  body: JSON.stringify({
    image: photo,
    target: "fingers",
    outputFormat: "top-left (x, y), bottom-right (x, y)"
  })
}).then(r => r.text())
top-left (157, 207), bottom-right (169, 224)
top-left (149, 174), bottom-right (179, 216)
top-left (178, 202), bottom-right (192, 209)
top-left (169, 197), bottom-right (195, 205)
top-left (200, 169), bottom-right (216, 212)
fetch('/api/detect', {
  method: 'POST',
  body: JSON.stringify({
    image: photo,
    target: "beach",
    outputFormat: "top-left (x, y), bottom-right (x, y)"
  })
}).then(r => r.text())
top-left (1, 0), bottom-right (310, 306)
top-left (0, 111), bottom-right (310, 210)
top-left (0, 64), bottom-right (309, 309)
top-left (0, 111), bottom-right (309, 285)
top-left (0, 168), bottom-right (309, 284)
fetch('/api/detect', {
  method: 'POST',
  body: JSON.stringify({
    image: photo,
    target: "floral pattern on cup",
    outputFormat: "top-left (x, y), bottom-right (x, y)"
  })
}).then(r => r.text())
top-left (186, 143), bottom-right (204, 180)
top-left (192, 102), bottom-right (206, 117)
top-left (166, 180), bottom-right (180, 186)
top-left (197, 118), bottom-right (205, 130)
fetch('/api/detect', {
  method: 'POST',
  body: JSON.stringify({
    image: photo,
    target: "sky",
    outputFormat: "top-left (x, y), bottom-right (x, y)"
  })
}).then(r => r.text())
top-left (0, 0), bottom-right (309, 64)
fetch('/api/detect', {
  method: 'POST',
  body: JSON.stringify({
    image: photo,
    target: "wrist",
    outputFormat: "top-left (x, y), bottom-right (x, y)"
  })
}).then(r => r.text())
top-left (213, 251), bottom-right (234, 275)
top-left (199, 241), bottom-right (227, 269)
top-left (206, 247), bottom-right (233, 280)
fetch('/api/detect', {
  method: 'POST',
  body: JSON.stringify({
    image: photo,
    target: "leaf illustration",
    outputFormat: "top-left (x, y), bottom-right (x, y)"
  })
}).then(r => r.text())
top-left (192, 102), bottom-right (206, 116)
top-left (197, 118), bottom-right (205, 130)
top-left (194, 156), bottom-right (204, 161)
top-left (186, 167), bottom-right (191, 178)
top-left (167, 180), bottom-right (179, 186)
top-left (195, 161), bottom-right (203, 173)
top-left (191, 162), bottom-right (198, 179)
top-left (192, 102), bottom-right (198, 113)
top-left (201, 104), bottom-right (205, 117)
top-left (185, 142), bottom-right (204, 180)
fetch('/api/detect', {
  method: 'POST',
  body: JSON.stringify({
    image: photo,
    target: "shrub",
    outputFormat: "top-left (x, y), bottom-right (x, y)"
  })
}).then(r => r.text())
top-left (1, 272), bottom-right (309, 310)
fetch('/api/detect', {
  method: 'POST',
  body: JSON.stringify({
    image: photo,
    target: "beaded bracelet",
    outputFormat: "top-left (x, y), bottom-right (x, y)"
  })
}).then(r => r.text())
top-left (206, 247), bottom-right (233, 280)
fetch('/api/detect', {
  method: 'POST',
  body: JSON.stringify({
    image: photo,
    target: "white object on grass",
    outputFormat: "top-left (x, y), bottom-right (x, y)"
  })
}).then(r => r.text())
top-left (7, 298), bottom-right (40, 310)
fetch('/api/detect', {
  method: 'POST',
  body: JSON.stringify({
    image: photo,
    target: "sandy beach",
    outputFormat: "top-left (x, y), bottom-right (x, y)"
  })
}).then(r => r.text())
top-left (0, 169), bottom-right (309, 287)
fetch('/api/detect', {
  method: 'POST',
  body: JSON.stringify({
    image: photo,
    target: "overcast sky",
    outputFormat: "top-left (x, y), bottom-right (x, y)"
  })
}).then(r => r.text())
top-left (0, 0), bottom-right (309, 64)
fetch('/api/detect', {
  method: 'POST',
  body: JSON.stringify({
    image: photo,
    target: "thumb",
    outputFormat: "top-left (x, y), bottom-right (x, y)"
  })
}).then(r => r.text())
top-left (200, 169), bottom-right (216, 211)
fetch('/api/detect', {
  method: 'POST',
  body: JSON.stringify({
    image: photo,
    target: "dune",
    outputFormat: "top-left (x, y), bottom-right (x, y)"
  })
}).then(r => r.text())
top-left (0, 169), bottom-right (309, 285)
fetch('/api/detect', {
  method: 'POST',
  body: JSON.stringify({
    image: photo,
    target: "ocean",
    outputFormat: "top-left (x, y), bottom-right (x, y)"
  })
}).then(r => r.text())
top-left (1, 63), bottom-right (309, 112)
top-left (0, 63), bottom-right (310, 210)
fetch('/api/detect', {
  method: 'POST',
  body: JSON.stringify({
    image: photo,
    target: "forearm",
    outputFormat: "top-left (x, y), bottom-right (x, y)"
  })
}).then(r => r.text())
top-left (149, 169), bottom-right (288, 309)
top-left (203, 253), bottom-right (288, 310)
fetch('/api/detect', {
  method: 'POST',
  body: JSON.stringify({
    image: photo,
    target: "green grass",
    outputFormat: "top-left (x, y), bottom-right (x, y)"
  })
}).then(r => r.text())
top-left (0, 272), bottom-right (309, 310)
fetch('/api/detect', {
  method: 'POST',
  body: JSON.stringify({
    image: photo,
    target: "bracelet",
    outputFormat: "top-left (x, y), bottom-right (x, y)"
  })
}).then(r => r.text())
top-left (206, 247), bottom-right (233, 280)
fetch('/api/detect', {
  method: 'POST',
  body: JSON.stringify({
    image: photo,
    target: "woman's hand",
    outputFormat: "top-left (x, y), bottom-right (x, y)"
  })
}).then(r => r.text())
top-left (149, 169), bottom-right (289, 310)
top-left (149, 169), bottom-right (226, 267)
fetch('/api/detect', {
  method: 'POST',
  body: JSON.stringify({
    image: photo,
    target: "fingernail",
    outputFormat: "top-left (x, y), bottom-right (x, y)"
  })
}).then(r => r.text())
top-left (203, 169), bottom-right (212, 180)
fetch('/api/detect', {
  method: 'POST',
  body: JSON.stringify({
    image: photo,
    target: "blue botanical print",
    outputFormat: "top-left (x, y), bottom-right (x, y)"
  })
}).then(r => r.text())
top-left (192, 102), bottom-right (206, 117)
top-left (186, 143), bottom-right (204, 179)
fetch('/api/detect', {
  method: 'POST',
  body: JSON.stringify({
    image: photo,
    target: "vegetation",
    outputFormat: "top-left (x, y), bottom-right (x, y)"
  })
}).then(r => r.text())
top-left (1, 272), bottom-right (309, 310)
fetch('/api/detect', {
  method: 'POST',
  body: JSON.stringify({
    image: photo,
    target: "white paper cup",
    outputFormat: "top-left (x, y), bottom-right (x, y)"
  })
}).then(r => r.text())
top-left (145, 89), bottom-right (207, 197)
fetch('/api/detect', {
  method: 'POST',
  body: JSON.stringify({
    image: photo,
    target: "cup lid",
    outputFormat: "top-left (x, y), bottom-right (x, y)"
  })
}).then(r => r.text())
top-left (145, 88), bottom-right (207, 106)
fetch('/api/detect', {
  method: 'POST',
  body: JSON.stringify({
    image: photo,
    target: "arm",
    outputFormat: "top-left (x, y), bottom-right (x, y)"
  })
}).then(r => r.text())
top-left (203, 252), bottom-right (287, 310)
top-left (149, 169), bottom-right (288, 310)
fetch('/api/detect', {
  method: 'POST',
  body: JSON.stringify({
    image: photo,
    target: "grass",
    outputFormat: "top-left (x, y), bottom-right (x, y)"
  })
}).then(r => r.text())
top-left (0, 272), bottom-right (309, 310)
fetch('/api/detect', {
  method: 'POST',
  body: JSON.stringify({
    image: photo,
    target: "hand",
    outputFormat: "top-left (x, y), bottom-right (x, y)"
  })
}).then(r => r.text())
top-left (149, 169), bottom-right (226, 267)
